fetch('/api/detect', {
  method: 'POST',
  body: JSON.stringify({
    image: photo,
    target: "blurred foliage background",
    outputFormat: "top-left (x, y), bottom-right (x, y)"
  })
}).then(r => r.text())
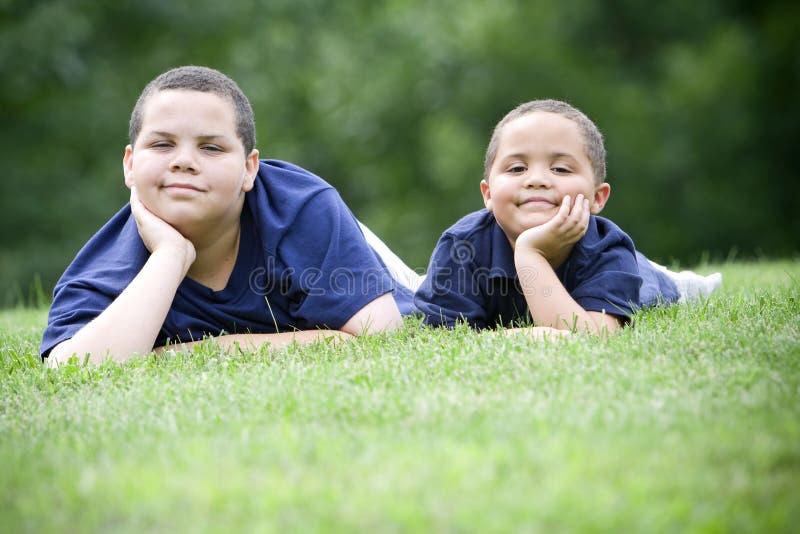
top-left (1, 0), bottom-right (798, 306)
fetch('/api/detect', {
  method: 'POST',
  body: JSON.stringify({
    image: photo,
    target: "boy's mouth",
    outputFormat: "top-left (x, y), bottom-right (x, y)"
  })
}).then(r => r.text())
top-left (518, 196), bottom-right (555, 208)
top-left (162, 182), bottom-right (206, 192)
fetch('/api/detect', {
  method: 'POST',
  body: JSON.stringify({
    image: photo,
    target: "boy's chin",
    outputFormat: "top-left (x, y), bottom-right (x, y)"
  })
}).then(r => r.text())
top-left (157, 212), bottom-right (200, 235)
top-left (516, 218), bottom-right (549, 234)
top-left (504, 222), bottom-right (548, 247)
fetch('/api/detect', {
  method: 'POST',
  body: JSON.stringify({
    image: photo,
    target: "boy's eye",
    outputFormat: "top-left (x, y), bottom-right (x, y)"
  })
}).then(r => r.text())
top-left (551, 166), bottom-right (571, 174)
top-left (201, 145), bottom-right (223, 153)
top-left (150, 141), bottom-right (173, 149)
top-left (508, 165), bottom-right (526, 174)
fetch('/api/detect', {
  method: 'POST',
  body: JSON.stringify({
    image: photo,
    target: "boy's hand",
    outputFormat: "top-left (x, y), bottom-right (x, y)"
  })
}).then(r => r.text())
top-left (129, 187), bottom-right (196, 268)
top-left (503, 326), bottom-right (572, 340)
top-left (515, 194), bottom-right (590, 267)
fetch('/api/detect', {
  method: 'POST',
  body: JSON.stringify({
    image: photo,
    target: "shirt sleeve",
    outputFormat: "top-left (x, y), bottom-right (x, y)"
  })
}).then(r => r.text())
top-left (278, 189), bottom-right (395, 330)
top-left (561, 223), bottom-right (643, 318)
top-left (39, 207), bottom-right (146, 357)
top-left (414, 234), bottom-right (488, 329)
top-left (40, 279), bottom-right (116, 357)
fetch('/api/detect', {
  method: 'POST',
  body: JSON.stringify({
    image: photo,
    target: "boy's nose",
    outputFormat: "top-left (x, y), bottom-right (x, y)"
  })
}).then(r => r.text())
top-left (170, 149), bottom-right (199, 173)
top-left (522, 168), bottom-right (550, 187)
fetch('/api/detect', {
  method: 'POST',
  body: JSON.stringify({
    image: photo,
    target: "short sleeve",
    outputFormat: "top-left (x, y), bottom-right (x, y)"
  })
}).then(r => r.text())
top-left (40, 280), bottom-right (116, 357)
top-left (560, 218), bottom-right (643, 318)
top-left (40, 207), bottom-right (147, 357)
top-left (568, 262), bottom-right (642, 318)
top-left (278, 189), bottom-right (395, 330)
top-left (414, 235), bottom-right (488, 329)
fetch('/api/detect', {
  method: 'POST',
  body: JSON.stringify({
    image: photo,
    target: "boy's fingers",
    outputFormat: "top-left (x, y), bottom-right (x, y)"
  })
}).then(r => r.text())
top-left (553, 195), bottom-right (572, 225)
top-left (552, 193), bottom-right (588, 242)
top-left (573, 194), bottom-right (586, 217)
top-left (129, 187), bottom-right (159, 224)
top-left (562, 194), bottom-right (584, 230)
top-left (561, 195), bottom-right (572, 214)
top-left (129, 186), bottom-right (141, 205)
top-left (129, 187), bottom-right (148, 220)
top-left (565, 194), bottom-right (579, 222)
top-left (580, 197), bottom-right (591, 225)
top-left (576, 194), bottom-right (590, 219)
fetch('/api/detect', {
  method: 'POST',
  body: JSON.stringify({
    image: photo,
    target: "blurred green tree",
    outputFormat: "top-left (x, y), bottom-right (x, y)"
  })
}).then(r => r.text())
top-left (1, 0), bottom-right (797, 305)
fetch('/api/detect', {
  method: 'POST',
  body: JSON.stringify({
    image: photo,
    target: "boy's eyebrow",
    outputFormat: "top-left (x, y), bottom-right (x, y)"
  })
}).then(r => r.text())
top-left (499, 151), bottom-right (578, 161)
top-left (551, 151), bottom-right (579, 160)
top-left (146, 130), bottom-right (229, 140)
top-left (498, 152), bottom-right (528, 161)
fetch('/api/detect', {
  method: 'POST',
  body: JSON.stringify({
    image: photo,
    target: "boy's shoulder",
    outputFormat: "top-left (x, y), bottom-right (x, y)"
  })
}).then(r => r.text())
top-left (255, 159), bottom-right (334, 195)
top-left (576, 215), bottom-right (636, 255)
top-left (434, 209), bottom-right (514, 274)
top-left (441, 209), bottom-right (498, 242)
top-left (564, 215), bottom-right (638, 273)
top-left (248, 159), bottom-right (342, 226)
top-left (590, 215), bottom-right (626, 236)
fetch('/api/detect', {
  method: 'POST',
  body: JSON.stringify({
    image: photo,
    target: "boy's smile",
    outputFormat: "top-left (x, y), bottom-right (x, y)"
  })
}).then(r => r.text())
top-left (481, 111), bottom-right (610, 244)
top-left (123, 89), bottom-right (258, 243)
top-left (161, 181), bottom-right (208, 199)
top-left (518, 195), bottom-right (559, 210)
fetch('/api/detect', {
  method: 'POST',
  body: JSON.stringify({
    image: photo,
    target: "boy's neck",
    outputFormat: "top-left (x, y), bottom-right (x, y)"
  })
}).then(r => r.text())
top-left (186, 223), bottom-right (242, 291)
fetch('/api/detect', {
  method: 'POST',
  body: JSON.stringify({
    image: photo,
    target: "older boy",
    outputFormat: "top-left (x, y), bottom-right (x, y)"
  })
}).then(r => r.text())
top-left (42, 66), bottom-right (413, 364)
top-left (415, 99), bottom-right (720, 335)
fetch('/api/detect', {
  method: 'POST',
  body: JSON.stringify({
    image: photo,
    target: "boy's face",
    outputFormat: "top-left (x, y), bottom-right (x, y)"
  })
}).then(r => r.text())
top-left (123, 89), bottom-right (258, 239)
top-left (481, 111), bottom-right (610, 244)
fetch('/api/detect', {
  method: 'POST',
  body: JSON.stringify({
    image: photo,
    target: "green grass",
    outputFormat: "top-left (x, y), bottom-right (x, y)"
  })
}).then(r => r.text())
top-left (1, 260), bottom-right (799, 532)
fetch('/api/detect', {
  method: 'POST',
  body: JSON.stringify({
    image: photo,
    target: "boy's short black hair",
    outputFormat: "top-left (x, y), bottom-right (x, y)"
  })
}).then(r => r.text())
top-left (484, 99), bottom-right (606, 184)
top-left (129, 65), bottom-right (256, 155)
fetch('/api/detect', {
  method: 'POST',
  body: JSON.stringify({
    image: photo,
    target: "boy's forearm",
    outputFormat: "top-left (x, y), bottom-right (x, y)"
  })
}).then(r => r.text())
top-left (502, 326), bottom-right (572, 340)
top-left (156, 330), bottom-right (354, 354)
top-left (515, 249), bottom-right (618, 335)
top-left (48, 247), bottom-right (191, 365)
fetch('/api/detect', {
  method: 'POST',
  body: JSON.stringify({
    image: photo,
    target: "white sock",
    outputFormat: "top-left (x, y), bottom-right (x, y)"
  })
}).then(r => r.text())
top-left (648, 260), bottom-right (722, 303)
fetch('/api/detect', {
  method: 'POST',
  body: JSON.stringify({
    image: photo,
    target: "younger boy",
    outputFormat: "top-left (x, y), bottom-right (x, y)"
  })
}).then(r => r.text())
top-left (41, 66), bottom-right (414, 364)
top-left (414, 99), bottom-right (720, 335)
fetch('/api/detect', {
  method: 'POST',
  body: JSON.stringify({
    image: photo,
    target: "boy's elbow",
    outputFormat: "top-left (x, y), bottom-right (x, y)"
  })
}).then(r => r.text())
top-left (46, 340), bottom-right (119, 366)
top-left (345, 313), bottom-right (403, 337)
top-left (342, 293), bottom-right (403, 336)
top-left (583, 311), bottom-right (623, 336)
top-left (46, 341), bottom-right (73, 366)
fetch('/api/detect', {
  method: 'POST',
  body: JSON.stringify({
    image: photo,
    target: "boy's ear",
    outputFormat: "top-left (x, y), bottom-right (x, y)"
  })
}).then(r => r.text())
top-left (241, 149), bottom-right (259, 192)
top-left (480, 179), bottom-right (494, 212)
top-left (123, 145), bottom-right (134, 188)
top-left (590, 182), bottom-right (611, 214)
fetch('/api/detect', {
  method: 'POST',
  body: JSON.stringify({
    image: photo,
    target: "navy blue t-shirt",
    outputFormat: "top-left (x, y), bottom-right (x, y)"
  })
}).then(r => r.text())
top-left (414, 209), bottom-right (679, 329)
top-left (41, 160), bottom-right (413, 357)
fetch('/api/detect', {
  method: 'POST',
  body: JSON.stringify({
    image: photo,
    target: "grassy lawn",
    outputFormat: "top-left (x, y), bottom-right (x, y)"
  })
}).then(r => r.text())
top-left (1, 260), bottom-right (798, 532)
